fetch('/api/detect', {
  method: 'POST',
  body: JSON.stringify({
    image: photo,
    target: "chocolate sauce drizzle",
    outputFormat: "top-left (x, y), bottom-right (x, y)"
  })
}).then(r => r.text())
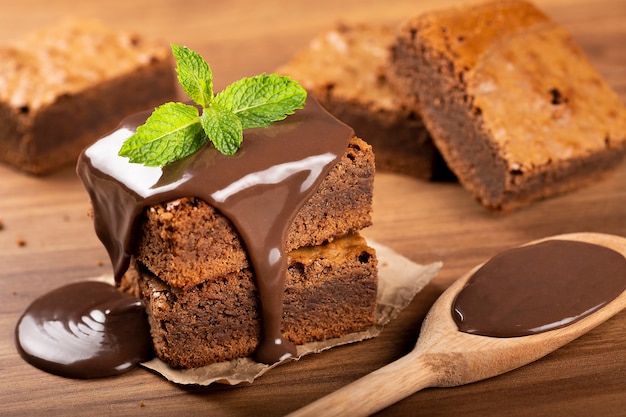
top-left (453, 240), bottom-right (626, 337)
top-left (15, 281), bottom-right (153, 378)
top-left (76, 97), bottom-right (352, 363)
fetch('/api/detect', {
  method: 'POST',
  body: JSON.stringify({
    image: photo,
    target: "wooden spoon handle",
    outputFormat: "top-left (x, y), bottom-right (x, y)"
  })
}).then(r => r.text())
top-left (287, 352), bottom-right (438, 417)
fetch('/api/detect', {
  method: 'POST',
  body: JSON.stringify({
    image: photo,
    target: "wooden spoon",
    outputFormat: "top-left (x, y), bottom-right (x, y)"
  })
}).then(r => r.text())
top-left (287, 232), bottom-right (626, 417)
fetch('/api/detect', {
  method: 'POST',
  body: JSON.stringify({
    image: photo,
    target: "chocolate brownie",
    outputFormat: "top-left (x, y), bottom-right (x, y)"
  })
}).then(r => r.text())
top-left (79, 95), bottom-right (379, 368)
top-left (389, 0), bottom-right (626, 210)
top-left (279, 23), bottom-right (450, 180)
top-left (0, 18), bottom-right (176, 174)
top-left (121, 136), bottom-right (377, 367)
top-left (123, 234), bottom-right (377, 368)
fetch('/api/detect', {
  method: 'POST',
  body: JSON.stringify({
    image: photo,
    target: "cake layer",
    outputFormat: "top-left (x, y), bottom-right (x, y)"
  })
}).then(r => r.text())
top-left (0, 18), bottom-right (176, 174)
top-left (133, 136), bottom-right (375, 290)
top-left (279, 23), bottom-right (450, 180)
top-left (389, 0), bottom-right (626, 210)
top-left (123, 234), bottom-right (378, 368)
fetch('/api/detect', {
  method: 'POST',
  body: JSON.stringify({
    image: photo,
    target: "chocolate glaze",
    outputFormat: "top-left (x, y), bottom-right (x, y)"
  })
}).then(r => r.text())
top-left (453, 240), bottom-right (626, 337)
top-left (76, 96), bottom-right (353, 364)
top-left (15, 281), bottom-right (153, 378)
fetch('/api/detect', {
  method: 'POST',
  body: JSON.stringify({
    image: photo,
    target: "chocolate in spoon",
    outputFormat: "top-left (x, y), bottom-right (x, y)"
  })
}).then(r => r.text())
top-left (287, 232), bottom-right (626, 417)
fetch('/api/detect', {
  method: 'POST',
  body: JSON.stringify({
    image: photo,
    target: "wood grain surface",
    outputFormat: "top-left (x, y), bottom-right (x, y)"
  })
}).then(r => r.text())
top-left (1, 0), bottom-right (625, 416)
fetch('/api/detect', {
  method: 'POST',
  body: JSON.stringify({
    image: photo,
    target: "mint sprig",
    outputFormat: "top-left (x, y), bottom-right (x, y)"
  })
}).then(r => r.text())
top-left (118, 44), bottom-right (307, 166)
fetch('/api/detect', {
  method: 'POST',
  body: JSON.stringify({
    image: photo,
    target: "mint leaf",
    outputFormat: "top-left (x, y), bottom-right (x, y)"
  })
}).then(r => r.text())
top-left (200, 103), bottom-right (243, 156)
top-left (118, 102), bottom-right (206, 166)
top-left (214, 74), bottom-right (306, 129)
top-left (171, 44), bottom-right (213, 108)
top-left (119, 46), bottom-right (307, 166)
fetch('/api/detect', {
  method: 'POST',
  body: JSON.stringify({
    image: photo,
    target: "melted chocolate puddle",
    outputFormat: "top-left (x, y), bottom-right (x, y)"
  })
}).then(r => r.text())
top-left (75, 96), bottom-right (352, 364)
top-left (453, 240), bottom-right (626, 337)
top-left (15, 281), bottom-right (153, 378)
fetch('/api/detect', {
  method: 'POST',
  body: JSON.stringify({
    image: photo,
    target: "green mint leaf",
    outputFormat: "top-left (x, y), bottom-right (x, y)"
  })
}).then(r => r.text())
top-left (118, 102), bottom-right (206, 166)
top-left (200, 103), bottom-right (243, 156)
top-left (171, 44), bottom-right (213, 108)
top-left (214, 74), bottom-right (307, 129)
top-left (119, 46), bottom-right (307, 166)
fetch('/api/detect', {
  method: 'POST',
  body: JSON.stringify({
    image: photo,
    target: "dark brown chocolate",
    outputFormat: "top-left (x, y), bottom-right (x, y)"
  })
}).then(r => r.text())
top-left (76, 96), bottom-right (352, 363)
top-left (452, 240), bottom-right (626, 337)
top-left (15, 281), bottom-right (153, 378)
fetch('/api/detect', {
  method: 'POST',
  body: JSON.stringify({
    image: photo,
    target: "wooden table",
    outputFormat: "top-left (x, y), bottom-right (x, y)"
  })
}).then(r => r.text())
top-left (1, 0), bottom-right (625, 415)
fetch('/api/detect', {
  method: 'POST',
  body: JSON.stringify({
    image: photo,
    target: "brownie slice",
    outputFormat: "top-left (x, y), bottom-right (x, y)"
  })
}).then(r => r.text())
top-left (278, 23), bottom-right (451, 180)
top-left (389, 0), bottom-right (626, 211)
top-left (123, 234), bottom-right (377, 368)
top-left (0, 18), bottom-right (177, 174)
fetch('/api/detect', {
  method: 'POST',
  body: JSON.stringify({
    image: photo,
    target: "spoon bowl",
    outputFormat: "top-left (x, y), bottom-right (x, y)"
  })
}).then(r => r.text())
top-left (287, 232), bottom-right (626, 417)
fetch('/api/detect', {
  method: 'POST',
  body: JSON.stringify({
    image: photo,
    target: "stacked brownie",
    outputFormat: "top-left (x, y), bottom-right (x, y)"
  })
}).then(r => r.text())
top-left (118, 136), bottom-right (378, 368)
top-left (76, 96), bottom-right (381, 369)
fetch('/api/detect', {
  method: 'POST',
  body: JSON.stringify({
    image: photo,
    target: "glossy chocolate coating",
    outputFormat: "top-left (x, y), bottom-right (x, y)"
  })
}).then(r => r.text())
top-left (453, 240), bottom-right (626, 337)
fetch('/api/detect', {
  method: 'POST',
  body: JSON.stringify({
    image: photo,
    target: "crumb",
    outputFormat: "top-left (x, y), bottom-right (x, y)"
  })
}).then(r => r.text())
top-left (139, 401), bottom-right (145, 408)
top-left (16, 238), bottom-right (26, 247)
top-left (0, 219), bottom-right (4, 230)
top-left (97, 260), bottom-right (104, 267)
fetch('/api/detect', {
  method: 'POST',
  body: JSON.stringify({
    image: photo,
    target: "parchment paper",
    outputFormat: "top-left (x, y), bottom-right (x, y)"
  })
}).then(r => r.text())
top-left (140, 239), bottom-right (442, 386)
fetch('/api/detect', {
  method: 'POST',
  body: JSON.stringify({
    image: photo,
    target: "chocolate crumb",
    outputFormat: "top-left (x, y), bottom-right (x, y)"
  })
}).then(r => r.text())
top-left (17, 238), bottom-right (27, 247)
